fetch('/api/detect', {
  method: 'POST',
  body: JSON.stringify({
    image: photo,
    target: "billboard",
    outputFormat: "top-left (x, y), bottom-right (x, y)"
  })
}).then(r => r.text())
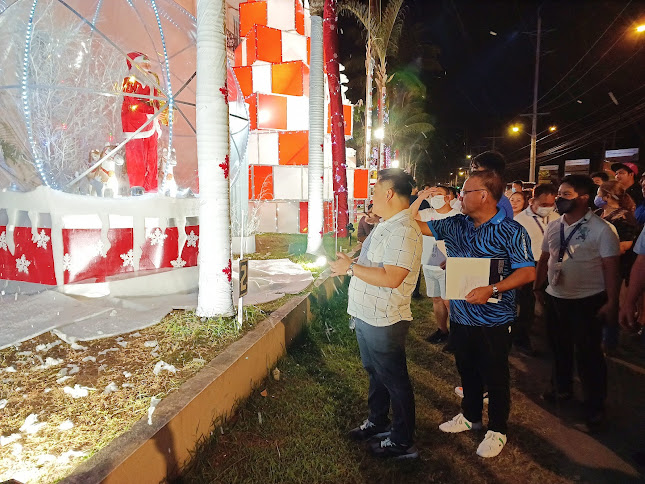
top-left (603, 148), bottom-right (639, 174)
top-left (564, 159), bottom-right (590, 176)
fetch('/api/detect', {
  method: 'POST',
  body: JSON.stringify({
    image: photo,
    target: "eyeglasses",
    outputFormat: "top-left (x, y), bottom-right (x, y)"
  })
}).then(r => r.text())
top-left (460, 188), bottom-right (487, 198)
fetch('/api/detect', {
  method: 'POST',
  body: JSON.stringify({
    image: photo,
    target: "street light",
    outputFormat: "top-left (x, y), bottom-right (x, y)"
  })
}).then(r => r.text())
top-left (374, 127), bottom-right (385, 140)
top-left (549, 125), bottom-right (557, 132)
top-left (466, 154), bottom-right (472, 159)
top-left (637, 24), bottom-right (645, 32)
top-left (510, 125), bottom-right (521, 134)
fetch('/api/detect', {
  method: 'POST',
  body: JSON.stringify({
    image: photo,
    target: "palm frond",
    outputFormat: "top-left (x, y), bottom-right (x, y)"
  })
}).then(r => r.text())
top-left (338, 0), bottom-right (375, 32)
top-left (378, 0), bottom-right (405, 61)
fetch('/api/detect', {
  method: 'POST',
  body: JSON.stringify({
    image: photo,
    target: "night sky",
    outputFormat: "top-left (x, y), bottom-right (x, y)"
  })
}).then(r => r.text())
top-left (338, 0), bottom-right (645, 183)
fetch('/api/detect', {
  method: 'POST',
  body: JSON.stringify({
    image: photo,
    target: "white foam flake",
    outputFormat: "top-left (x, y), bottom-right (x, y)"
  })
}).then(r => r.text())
top-left (19, 414), bottom-right (46, 435)
top-left (117, 341), bottom-right (128, 348)
top-left (97, 347), bottom-right (119, 356)
top-left (43, 357), bottom-right (63, 367)
top-left (130, 332), bottom-right (142, 337)
top-left (0, 433), bottom-right (21, 446)
top-left (63, 384), bottom-right (93, 398)
top-left (57, 449), bottom-right (86, 463)
top-left (123, 371), bottom-right (132, 378)
top-left (0, 399), bottom-right (7, 409)
top-left (153, 361), bottom-right (177, 375)
top-left (36, 340), bottom-right (62, 353)
top-left (4, 366), bottom-right (17, 373)
top-left (58, 420), bottom-right (74, 431)
top-left (148, 396), bottom-right (162, 425)
top-left (98, 364), bottom-right (108, 372)
top-left (56, 376), bottom-right (73, 384)
top-left (71, 342), bottom-right (88, 351)
top-left (144, 340), bottom-right (159, 348)
top-left (35, 454), bottom-right (57, 465)
top-left (17, 351), bottom-right (32, 356)
top-left (102, 382), bottom-right (119, 395)
top-left (82, 356), bottom-right (96, 363)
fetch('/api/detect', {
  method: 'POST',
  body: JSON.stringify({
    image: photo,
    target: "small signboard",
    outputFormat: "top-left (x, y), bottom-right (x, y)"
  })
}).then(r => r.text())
top-left (538, 164), bottom-right (559, 185)
top-left (239, 258), bottom-right (249, 297)
top-left (564, 159), bottom-right (590, 176)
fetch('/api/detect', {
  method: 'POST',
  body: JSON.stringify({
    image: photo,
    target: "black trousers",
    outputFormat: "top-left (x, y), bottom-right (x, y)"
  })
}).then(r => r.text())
top-left (514, 283), bottom-right (535, 347)
top-left (544, 292), bottom-right (607, 414)
top-left (452, 321), bottom-right (512, 434)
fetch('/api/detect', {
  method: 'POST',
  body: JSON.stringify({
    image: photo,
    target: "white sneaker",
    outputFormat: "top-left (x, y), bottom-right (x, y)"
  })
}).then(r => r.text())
top-left (439, 413), bottom-right (483, 433)
top-left (454, 386), bottom-right (490, 404)
top-left (476, 430), bottom-right (507, 458)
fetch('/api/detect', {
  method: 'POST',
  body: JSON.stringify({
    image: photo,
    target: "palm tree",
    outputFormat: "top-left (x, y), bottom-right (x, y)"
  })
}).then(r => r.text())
top-left (340, 0), bottom-right (406, 169)
top-left (195, 0), bottom-right (234, 317)
top-left (324, 0), bottom-right (349, 237)
top-left (306, 0), bottom-right (325, 255)
top-left (386, 71), bottom-right (433, 175)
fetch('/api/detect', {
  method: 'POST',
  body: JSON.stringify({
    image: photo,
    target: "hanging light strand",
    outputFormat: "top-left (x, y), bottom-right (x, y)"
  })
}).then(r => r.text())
top-left (22, 0), bottom-right (53, 188)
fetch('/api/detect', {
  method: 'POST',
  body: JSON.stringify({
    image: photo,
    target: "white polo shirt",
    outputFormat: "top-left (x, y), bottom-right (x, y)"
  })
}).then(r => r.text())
top-left (347, 208), bottom-right (423, 326)
top-left (542, 210), bottom-right (620, 299)
top-left (514, 206), bottom-right (559, 261)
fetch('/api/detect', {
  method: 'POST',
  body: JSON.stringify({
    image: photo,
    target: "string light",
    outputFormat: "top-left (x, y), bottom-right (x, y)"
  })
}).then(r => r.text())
top-left (22, 0), bottom-right (53, 188)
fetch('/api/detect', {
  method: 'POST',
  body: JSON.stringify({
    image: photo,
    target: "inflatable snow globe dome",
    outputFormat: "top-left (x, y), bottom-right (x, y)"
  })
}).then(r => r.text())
top-left (0, 0), bottom-right (248, 198)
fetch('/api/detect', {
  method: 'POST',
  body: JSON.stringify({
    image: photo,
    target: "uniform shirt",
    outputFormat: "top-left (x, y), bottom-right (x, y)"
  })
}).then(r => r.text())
top-left (418, 208), bottom-right (460, 266)
top-left (542, 209), bottom-right (620, 300)
top-left (514, 206), bottom-right (559, 261)
top-left (347, 209), bottom-right (423, 327)
top-left (428, 210), bottom-right (535, 327)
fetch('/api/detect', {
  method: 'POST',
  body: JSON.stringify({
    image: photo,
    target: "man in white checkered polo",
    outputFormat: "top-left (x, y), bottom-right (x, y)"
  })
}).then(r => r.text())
top-left (330, 169), bottom-right (423, 460)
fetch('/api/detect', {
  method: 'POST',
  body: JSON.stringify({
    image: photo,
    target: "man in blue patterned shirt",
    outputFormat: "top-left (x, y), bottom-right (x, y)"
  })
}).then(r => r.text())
top-left (416, 170), bottom-right (536, 458)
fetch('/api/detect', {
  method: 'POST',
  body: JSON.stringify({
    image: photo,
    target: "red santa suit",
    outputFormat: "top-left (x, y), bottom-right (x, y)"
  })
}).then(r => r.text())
top-left (121, 52), bottom-right (162, 193)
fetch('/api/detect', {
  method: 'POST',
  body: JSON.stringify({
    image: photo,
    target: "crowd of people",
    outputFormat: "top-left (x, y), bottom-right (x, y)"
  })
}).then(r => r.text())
top-left (329, 151), bottom-right (645, 463)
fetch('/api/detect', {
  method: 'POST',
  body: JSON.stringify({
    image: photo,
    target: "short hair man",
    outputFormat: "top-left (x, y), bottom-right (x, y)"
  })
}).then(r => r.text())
top-left (416, 170), bottom-right (536, 458)
top-left (534, 174), bottom-right (620, 431)
top-left (512, 183), bottom-right (559, 353)
top-left (591, 171), bottom-right (609, 186)
top-left (470, 151), bottom-right (514, 219)
top-left (410, 185), bottom-right (460, 349)
top-left (330, 168), bottom-right (423, 460)
top-left (512, 180), bottom-right (524, 193)
top-left (611, 162), bottom-right (643, 206)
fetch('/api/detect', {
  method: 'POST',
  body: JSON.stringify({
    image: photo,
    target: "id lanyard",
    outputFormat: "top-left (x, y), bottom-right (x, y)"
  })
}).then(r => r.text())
top-left (532, 215), bottom-right (546, 235)
top-left (558, 221), bottom-right (584, 263)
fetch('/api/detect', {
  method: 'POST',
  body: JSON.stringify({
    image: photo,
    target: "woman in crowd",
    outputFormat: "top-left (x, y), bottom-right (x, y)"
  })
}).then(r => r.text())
top-left (510, 191), bottom-right (528, 217)
top-left (595, 180), bottom-right (639, 353)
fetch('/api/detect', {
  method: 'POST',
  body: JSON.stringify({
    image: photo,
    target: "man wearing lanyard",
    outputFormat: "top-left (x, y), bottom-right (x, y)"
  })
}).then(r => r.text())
top-left (513, 183), bottom-right (559, 354)
top-left (416, 170), bottom-right (535, 458)
top-left (534, 174), bottom-right (620, 431)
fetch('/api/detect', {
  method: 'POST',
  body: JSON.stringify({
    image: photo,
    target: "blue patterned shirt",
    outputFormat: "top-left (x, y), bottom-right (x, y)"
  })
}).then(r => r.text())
top-left (428, 210), bottom-right (535, 326)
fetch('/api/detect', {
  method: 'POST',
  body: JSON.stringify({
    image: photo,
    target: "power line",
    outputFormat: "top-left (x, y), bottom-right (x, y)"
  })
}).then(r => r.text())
top-left (536, 1), bottom-right (631, 105)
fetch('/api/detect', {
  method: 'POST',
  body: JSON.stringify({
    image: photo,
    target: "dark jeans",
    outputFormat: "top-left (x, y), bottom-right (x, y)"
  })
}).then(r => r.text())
top-left (544, 292), bottom-right (607, 414)
top-left (514, 283), bottom-right (535, 347)
top-left (354, 317), bottom-right (415, 445)
top-left (452, 321), bottom-right (512, 434)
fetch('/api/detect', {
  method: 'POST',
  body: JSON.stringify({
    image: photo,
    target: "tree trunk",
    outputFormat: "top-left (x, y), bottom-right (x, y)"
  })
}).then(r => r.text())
top-left (364, 42), bottom-right (373, 168)
top-left (306, 11), bottom-right (325, 254)
top-left (196, 0), bottom-right (234, 317)
top-left (324, 0), bottom-right (348, 238)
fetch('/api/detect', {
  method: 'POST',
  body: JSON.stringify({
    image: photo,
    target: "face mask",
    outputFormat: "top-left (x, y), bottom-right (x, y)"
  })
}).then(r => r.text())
top-left (511, 187), bottom-right (517, 194)
top-left (555, 197), bottom-right (577, 214)
top-left (450, 199), bottom-right (462, 211)
top-left (594, 195), bottom-right (607, 208)
top-left (535, 205), bottom-right (554, 218)
top-left (430, 195), bottom-right (446, 210)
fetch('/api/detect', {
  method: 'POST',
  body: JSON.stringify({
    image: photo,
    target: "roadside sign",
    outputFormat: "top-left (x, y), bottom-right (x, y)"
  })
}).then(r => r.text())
top-left (239, 258), bottom-right (249, 297)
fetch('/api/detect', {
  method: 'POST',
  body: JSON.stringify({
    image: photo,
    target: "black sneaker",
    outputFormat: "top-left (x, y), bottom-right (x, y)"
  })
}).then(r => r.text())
top-left (348, 419), bottom-right (390, 442)
top-left (426, 329), bottom-right (450, 344)
top-left (370, 437), bottom-right (419, 460)
top-left (541, 390), bottom-right (573, 404)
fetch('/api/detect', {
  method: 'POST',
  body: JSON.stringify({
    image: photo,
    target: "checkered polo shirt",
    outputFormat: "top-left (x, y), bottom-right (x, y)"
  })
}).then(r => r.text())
top-left (347, 208), bottom-right (423, 326)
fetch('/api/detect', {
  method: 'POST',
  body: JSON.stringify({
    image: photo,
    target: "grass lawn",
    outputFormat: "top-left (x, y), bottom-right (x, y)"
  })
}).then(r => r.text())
top-left (175, 279), bottom-right (586, 484)
top-left (0, 232), bottom-right (352, 483)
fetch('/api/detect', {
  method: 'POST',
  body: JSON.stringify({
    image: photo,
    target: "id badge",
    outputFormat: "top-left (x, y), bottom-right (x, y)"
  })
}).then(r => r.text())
top-left (552, 262), bottom-right (562, 286)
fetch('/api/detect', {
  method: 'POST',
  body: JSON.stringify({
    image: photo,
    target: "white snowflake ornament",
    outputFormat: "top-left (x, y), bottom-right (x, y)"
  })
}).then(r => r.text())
top-left (120, 249), bottom-right (134, 268)
top-left (171, 257), bottom-right (186, 268)
top-left (15, 255), bottom-right (31, 274)
top-left (0, 231), bottom-right (7, 251)
top-left (32, 230), bottom-right (50, 249)
top-left (149, 228), bottom-right (168, 246)
top-left (186, 230), bottom-right (199, 248)
top-left (62, 253), bottom-right (72, 272)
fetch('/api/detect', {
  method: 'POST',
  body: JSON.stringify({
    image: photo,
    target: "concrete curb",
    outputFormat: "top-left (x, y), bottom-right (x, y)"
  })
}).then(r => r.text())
top-left (63, 272), bottom-right (341, 484)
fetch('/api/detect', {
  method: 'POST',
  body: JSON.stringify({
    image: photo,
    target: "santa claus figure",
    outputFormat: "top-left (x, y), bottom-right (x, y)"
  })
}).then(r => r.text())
top-left (121, 52), bottom-right (163, 193)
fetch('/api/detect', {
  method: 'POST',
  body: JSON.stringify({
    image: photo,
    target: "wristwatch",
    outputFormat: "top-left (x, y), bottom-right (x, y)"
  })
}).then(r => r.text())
top-left (491, 285), bottom-right (500, 298)
top-left (347, 262), bottom-right (356, 276)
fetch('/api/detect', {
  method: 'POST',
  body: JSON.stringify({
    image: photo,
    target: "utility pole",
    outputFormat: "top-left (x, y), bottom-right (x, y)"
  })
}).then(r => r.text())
top-left (529, 13), bottom-right (542, 183)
